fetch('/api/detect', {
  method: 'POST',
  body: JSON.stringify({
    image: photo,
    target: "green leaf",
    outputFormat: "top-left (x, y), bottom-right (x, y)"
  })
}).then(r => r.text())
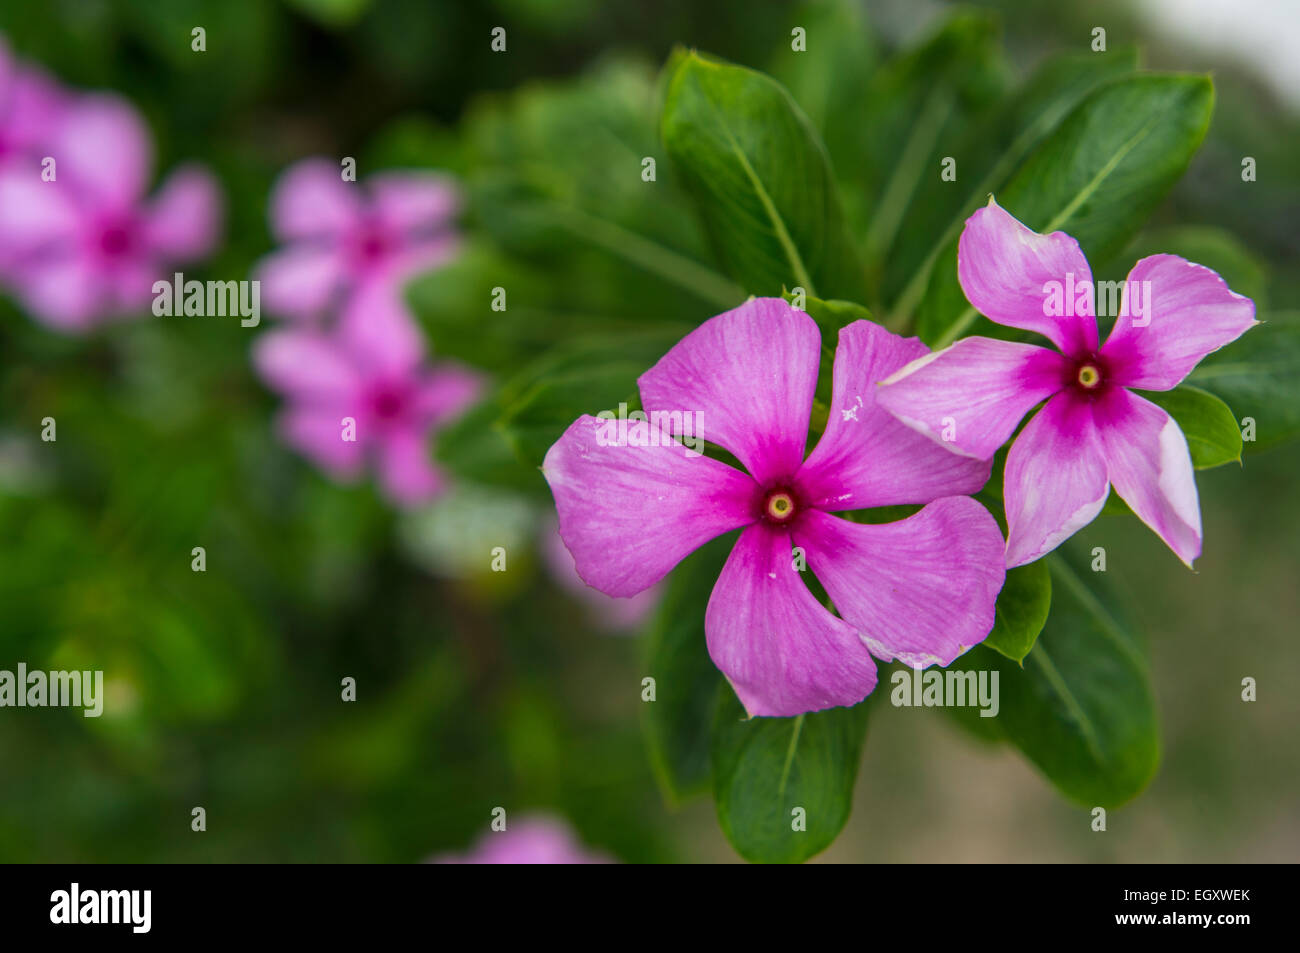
top-left (975, 551), bottom-right (1159, 807)
top-left (889, 46), bottom-right (1139, 319)
top-left (767, 0), bottom-right (879, 184)
top-left (642, 536), bottom-right (731, 802)
top-left (1113, 225), bottom-right (1268, 309)
top-left (1143, 385), bottom-right (1243, 468)
top-left (783, 291), bottom-right (871, 337)
top-left (462, 58), bottom-right (742, 314)
top-left (712, 691), bottom-right (869, 863)
top-left (1189, 311), bottom-right (1300, 451)
top-left (919, 74), bottom-right (1215, 347)
top-left (661, 50), bottom-right (864, 300)
top-left (983, 558), bottom-right (1051, 663)
top-left (853, 11), bottom-right (1010, 294)
top-left (436, 329), bottom-right (687, 491)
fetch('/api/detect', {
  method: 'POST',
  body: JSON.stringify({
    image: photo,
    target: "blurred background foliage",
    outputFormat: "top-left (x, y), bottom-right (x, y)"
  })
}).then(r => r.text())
top-left (0, 0), bottom-right (1296, 861)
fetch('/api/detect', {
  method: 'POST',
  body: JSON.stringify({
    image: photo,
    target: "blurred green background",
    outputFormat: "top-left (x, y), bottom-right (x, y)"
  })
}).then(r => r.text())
top-left (1, 0), bottom-right (1296, 862)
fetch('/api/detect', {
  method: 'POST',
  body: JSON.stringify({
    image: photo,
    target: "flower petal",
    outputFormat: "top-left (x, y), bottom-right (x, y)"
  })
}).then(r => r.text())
top-left (368, 172), bottom-right (460, 234)
top-left (1100, 254), bottom-right (1258, 391)
top-left (413, 363), bottom-right (483, 427)
top-left (876, 336), bottom-right (1068, 461)
top-left (377, 427), bottom-right (445, 507)
top-left (52, 93), bottom-right (152, 210)
top-left (543, 415), bottom-right (757, 597)
top-left (958, 197), bottom-right (1098, 357)
top-left (1094, 387), bottom-right (1201, 567)
top-left (337, 278), bottom-right (426, 377)
top-left (793, 500), bottom-right (1005, 668)
top-left (1003, 391), bottom-right (1110, 567)
top-left (541, 520), bottom-right (660, 633)
top-left (0, 165), bottom-right (80, 252)
top-left (269, 158), bottom-right (361, 242)
top-left (142, 165), bottom-right (222, 261)
top-left (637, 297), bottom-right (819, 486)
top-left (278, 406), bottom-right (365, 477)
top-left (797, 320), bottom-right (993, 508)
top-left (705, 523), bottom-right (877, 717)
top-left (253, 329), bottom-right (359, 402)
top-left (255, 243), bottom-right (346, 319)
top-left (13, 254), bottom-right (102, 331)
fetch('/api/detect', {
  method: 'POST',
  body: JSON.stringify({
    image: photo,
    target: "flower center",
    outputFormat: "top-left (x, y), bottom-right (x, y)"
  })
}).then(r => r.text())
top-left (99, 223), bottom-right (133, 257)
top-left (368, 383), bottom-right (408, 421)
top-left (352, 222), bottom-right (392, 265)
top-left (762, 489), bottom-right (798, 524)
top-left (1076, 363), bottom-right (1101, 389)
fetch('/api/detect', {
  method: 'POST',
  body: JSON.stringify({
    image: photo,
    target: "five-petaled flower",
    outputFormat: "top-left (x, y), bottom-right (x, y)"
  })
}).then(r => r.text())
top-left (0, 90), bottom-right (220, 331)
top-left (543, 297), bottom-right (1006, 718)
top-left (254, 157), bottom-right (459, 322)
top-left (253, 281), bottom-right (481, 507)
top-left (876, 197), bottom-right (1257, 568)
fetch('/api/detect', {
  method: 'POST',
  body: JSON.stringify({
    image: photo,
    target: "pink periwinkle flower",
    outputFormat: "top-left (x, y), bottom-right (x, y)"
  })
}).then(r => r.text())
top-left (254, 157), bottom-right (459, 321)
top-left (253, 281), bottom-right (481, 507)
top-left (541, 518), bottom-right (660, 634)
top-left (430, 815), bottom-right (613, 865)
top-left (0, 88), bottom-right (221, 331)
top-left (876, 197), bottom-right (1257, 568)
top-left (543, 298), bottom-right (1006, 718)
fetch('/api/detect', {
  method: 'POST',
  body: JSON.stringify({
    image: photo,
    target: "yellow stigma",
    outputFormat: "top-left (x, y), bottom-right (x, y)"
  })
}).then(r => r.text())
top-left (1077, 364), bottom-right (1101, 388)
top-left (766, 492), bottom-right (794, 520)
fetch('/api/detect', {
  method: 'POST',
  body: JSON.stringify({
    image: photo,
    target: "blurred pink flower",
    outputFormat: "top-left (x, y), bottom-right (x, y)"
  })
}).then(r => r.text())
top-left (253, 281), bottom-right (481, 507)
top-left (0, 90), bottom-right (221, 331)
top-left (430, 815), bottom-right (613, 865)
top-left (541, 519), bottom-right (660, 633)
top-left (254, 157), bottom-right (460, 321)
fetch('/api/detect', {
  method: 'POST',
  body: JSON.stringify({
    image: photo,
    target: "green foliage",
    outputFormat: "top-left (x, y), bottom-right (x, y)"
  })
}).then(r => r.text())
top-left (984, 558), bottom-right (1052, 663)
top-left (661, 50), bottom-right (863, 300)
top-left (918, 74), bottom-right (1214, 346)
top-left (1144, 385), bottom-right (1243, 469)
top-left (712, 690), bottom-right (870, 863)
top-left (973, 551), bottom-right (1160, 807)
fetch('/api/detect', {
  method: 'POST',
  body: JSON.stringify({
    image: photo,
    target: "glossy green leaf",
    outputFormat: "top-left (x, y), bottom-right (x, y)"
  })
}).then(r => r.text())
top-left (983, 558), bottom-right (1051, 663)
top-left (919, 74), bottom-right (1214, 347)
top-left (712, 690), bottom-right (869, 863)
top-left (1143, 385), bottom-right (1243, 468)
top-left (1189, 311), bottom-right (1300, 450)
top-left (661, 50), bottom-right (864, 300)
top-left (975, 551), bottom-right (1159, 807)
top-left (889, 46), bottom-right (1139, 318)
top-left (642, 536), bottom-right (731, 802)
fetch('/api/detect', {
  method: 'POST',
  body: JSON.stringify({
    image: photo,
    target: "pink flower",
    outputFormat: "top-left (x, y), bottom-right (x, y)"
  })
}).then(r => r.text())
top-left (430, 815), bottom-right (613, 865)
top-left (253, 281), bottom-right (481, 507)
top-left (0, 90), bottom-right (221, 331)
top-left (543, 298), bottom-right (1006, 718)
top-left (876, 197), bottom-right (1258, 568)
top-left (541, 518), bottom-right (660, 633)
top-left (254, 158), bottom-right (459, 321)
